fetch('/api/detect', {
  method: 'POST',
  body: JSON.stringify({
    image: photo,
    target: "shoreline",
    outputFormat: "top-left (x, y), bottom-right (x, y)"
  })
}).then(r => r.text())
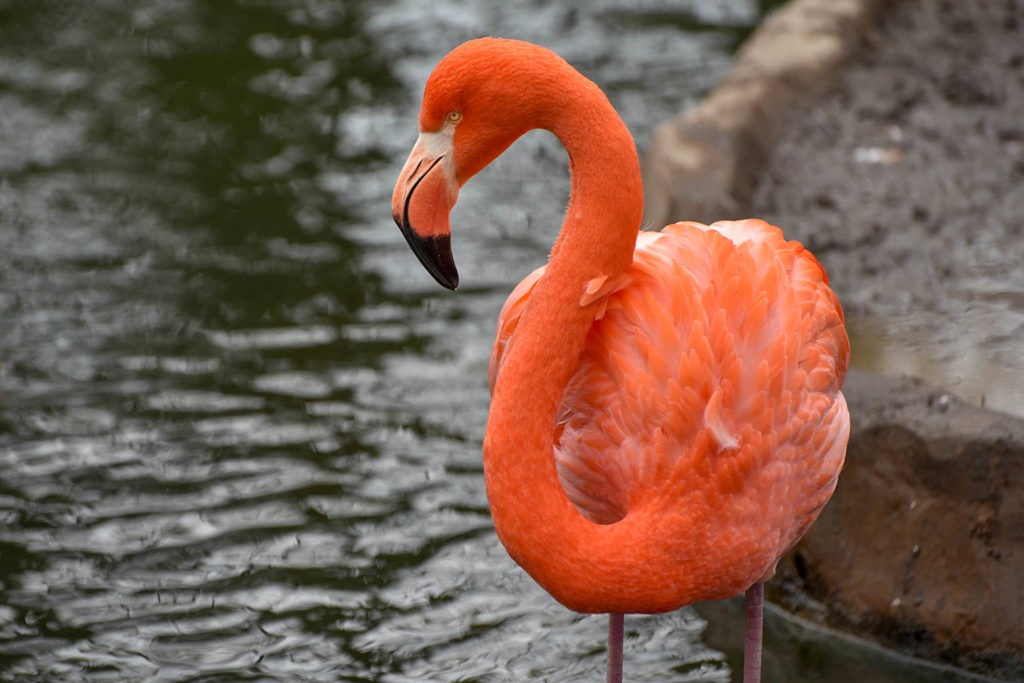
top-left (642, 0), bottom-right (1024, 678)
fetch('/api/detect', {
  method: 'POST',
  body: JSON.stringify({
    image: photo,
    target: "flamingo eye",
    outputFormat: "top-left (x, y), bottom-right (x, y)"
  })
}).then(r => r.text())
top-left (446, 111), bottom-right (462, 123)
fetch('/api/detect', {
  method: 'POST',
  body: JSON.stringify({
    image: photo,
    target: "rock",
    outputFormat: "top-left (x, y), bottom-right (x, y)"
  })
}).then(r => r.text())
top-left (772, 370), bottom-right (1024, 679)
top-left (641, 0), bottom-right (893, 227)
top-left (641, 0), bottom-right (1024, 675)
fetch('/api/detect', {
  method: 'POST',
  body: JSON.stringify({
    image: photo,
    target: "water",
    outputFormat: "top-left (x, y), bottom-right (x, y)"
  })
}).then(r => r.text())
top-left (849, 309), bottom-right (1024, 420)
top-left (0, 1), bottom-right (1001, 681)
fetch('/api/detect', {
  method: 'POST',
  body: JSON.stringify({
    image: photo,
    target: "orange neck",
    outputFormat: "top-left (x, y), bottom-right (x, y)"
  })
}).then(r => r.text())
top-left (481, 55), bottom-right (658, 612)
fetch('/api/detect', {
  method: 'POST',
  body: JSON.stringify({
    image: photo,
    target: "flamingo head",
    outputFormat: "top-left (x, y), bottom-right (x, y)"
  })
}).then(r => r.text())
top-left (392, 38), bottom-right (562, 290)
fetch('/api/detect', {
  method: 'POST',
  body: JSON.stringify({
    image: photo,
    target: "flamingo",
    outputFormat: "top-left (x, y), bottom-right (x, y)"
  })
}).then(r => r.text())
top-left (391, 38), bottom-right (849, 683)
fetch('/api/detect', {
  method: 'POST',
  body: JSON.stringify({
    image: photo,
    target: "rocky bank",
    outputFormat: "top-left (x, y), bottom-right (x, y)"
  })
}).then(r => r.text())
top-left (644, 0), bottom-right (1024, 679)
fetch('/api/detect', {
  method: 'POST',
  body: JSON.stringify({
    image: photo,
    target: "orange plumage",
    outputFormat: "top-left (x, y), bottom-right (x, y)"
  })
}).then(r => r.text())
top-left (486, 220), bottom-right (848, 612)
top-left (392, 37), bottom-right (849, 682)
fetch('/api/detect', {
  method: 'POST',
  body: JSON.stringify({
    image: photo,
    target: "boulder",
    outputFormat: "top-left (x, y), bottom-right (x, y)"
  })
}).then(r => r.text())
top-left (642, 0), bottom-right (893, 227)
top-left (773, 370), bottom-right (1024, 679)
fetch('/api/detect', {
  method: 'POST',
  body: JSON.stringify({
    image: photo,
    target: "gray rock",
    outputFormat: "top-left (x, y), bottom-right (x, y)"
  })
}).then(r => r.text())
top-left (774, 370), bottom-right (1024, 679)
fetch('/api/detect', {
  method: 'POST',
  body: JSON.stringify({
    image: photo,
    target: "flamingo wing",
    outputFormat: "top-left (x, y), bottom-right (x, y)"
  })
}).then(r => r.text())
top-left (490, 219), bottom-right (849, 547)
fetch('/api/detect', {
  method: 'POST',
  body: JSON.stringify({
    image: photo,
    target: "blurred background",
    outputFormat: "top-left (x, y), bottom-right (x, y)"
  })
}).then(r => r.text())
top-left (0, 1), bottom-right (1008, 681)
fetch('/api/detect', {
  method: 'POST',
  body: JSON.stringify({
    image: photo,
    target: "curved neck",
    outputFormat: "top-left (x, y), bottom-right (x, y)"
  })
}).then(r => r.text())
top-left (546, 80), bottom-right (643, 280)
top-left (482, 67), bottom-right (650, 612)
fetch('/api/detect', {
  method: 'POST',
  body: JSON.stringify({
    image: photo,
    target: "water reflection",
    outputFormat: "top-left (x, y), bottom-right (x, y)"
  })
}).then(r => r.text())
top-left (2, 0), bottom-right (986, 681)
top-left (849, 309), bottom-right (1024, 419)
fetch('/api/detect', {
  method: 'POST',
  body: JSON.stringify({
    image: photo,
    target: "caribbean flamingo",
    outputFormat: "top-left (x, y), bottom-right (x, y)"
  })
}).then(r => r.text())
top-left (391, 38), bottom-right (849, 683)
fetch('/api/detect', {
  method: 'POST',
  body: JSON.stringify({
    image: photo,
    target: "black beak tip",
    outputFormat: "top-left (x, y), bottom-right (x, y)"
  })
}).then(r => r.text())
top-left (431, 251), bottom-right (460, 291)
top-left (395, 217), bottom-right (460, 291)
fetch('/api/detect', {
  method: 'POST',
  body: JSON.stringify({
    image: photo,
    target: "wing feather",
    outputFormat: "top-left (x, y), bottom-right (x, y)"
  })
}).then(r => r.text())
top-left (490, 219), bottom-right (849, 532)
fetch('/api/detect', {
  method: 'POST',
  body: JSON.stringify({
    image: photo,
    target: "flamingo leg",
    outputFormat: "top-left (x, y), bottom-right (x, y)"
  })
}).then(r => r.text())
top-left (743, 582), bottom-right (764, 683)
top-left (607, 612), bottom-right (624, 683)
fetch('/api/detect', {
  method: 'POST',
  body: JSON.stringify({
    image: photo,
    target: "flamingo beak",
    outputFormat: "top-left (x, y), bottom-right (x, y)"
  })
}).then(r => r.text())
top-left (392, 135), bottom-right (460, 290)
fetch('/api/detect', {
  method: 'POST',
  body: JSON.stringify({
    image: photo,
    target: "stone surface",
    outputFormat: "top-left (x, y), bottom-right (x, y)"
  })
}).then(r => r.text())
top-left (772, 370), bottom-right (1024, 679)
top-left (642, 0), bottom-right (1024, 678)
top-left (758, 1), bottom-right (1024, 678)
top-left (641, 0), bottom-right (893, 227)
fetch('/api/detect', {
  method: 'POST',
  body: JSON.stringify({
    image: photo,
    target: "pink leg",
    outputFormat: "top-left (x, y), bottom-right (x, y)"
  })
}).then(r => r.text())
top-left (743, 582), bottom-right (764, 683)
top-left (607, 612), bottom-right (623, 683)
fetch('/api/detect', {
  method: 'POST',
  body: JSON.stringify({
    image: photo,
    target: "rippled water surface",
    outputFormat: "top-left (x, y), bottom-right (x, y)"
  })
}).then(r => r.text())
top-left (0, 2), bottom-right (774, 680)
top-left (0, 2), bottom-right (994, 682)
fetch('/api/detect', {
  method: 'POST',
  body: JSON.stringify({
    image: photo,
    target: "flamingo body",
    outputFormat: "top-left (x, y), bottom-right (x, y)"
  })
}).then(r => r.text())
top-left (488, 220), bottom-right (849, 613)
top-left (391, 37), bottom-right (850, 678)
